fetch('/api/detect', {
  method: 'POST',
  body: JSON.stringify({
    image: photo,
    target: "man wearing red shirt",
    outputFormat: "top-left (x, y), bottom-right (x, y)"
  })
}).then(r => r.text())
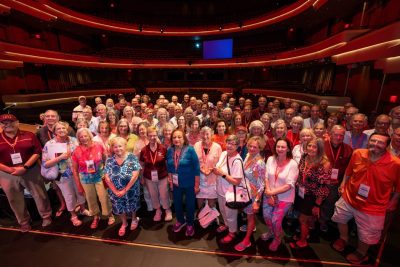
top-left (332, 133), bottom-right (400, 264)
top-left (320, 125), bottom-right (353, 231)
top-left (0, 114), bottom-right (52, 232)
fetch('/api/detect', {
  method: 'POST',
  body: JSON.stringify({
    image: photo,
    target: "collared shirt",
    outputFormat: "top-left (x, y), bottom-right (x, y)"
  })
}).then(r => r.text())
top-left (0, 130), bottom-right (42, 167)
top-left (36, 125), bottom-right (76, 147)
top-left (343, 149), bottom-right (400, 215)
top-left (344, 131), bottom-right (368, 149)
top-left (88, 116), bottom-right (99, 135)
top-left (303, 118), bottom-right (324, 129)
top-left (324, 141), bottom-right (353, 184)
top-left (140, 143), bottom-right (168, 180)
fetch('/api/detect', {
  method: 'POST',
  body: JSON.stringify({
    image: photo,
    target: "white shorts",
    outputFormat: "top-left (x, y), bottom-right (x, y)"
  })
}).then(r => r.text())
top-left (332, 197), bottom-right (385, 245)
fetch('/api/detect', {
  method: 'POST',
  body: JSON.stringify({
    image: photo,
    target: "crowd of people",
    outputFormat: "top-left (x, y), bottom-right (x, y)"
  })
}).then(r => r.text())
top-left (0, 92), bottom-right (399, 265)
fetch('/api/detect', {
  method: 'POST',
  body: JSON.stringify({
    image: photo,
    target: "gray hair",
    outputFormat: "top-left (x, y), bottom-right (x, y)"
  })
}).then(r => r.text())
top-left (226, 134), bottom-right (240, 146)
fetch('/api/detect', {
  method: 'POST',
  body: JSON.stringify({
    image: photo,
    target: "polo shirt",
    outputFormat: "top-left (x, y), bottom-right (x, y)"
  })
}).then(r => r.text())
top-left (324, 141), bottom-right (353, 184)
top-left (343, 149), bottom-right (400, 215)
top-left (140, 144), bottom-right (168, 180)
top-left (0, 130), bottom-right (42, 167)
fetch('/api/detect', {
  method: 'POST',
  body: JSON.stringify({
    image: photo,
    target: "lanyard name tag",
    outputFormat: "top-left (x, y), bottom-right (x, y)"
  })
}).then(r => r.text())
top-left (357, 183), bottom-right (370, 198)
top-left (298, 186), bottom-right (305, 199)
top-left (85, 160), bottom-right (95, 173)
top-left (11, 153), bottom-right (23, 165)
top-left (331, 168), bottom-right (339, 180)
top-left (172, 174), bottom-right (179, 186)
top-left (151, 170), bottom-right (159, 182)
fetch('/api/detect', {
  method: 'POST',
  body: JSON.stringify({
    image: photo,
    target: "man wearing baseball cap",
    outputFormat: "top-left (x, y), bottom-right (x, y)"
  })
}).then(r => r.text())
top-left (72, 95), bottom-right (87, 123)
top-left (0, 114), bottom-right (52, 232)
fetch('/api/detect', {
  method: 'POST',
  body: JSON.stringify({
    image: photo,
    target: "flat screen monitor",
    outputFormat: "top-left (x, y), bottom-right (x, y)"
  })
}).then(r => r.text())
top-left (203, 39), bottom-right (233, 59)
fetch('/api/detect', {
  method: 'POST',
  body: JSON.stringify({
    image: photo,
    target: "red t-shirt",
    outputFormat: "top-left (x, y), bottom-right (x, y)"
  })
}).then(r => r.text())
top-left (0, 130), bottom-right (42, 167)
top-left (140, 144), bottom-right (168, 180)
top-left (343, 149), bottom-right (400, 215)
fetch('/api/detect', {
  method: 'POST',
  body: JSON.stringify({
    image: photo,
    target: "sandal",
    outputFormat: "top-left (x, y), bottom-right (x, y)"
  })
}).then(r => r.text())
top-left (108, 215), bottom-right (116, 225)
top-left (234, 241), bottom-right (251, 252)
top-left (289, 241), bottom-right (309, 249)
top-left (90, 216), bottom-right (100, 229)
top-left (346, 251), bottom-right (369, 264)
top-left (70, 216), bottom-right (82, 227)
top-left (216, 225), bottom-right (228, 233)
top-left (118, 224), bottom-right (128, 237)
top-left (220, 233), bottom-right (235, 244)
top-left (130, 217), bottom-right (139, 231)
top-left (55, 208), bottom-right (65, 217)
top-left (332, 238), bottom-right (347, 252)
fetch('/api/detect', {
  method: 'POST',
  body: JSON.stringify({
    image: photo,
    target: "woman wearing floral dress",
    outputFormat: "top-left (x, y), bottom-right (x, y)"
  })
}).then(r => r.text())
top-left (234, 136), bottom-right (266, 252)
top-left (105, 137), bottom-right (141, 236)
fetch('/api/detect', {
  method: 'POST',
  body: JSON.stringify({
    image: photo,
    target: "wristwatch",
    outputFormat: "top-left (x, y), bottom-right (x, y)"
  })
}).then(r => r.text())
top-left (222, 174), bottom-right (227, 179)
top-left (23, 165), bottom-right (30, 170)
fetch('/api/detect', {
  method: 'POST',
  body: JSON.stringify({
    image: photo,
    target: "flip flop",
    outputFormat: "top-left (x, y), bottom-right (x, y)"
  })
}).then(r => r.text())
top-left (346, 251), bottom-right (369, 264)
top-left (289, 241), bottom-right (309, 249)
top-left (55, 208), bottom-right (65, 217)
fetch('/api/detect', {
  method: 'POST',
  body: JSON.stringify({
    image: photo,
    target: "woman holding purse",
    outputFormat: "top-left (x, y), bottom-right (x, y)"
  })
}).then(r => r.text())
top-left (234, 136), bottom-right (266, 252)
top-left (263, 138), bottom-right (299, 251)
top-left (42, 121), bottom-right (89, 226)
top-left (213, 135), bottom-right (244, 244)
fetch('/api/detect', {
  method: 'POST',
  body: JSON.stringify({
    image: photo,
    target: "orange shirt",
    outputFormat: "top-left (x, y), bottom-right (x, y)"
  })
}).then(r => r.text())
top-left (343, 149), bottom-right (400, 215)
top-left (212, 134), bottom-right (228, 151)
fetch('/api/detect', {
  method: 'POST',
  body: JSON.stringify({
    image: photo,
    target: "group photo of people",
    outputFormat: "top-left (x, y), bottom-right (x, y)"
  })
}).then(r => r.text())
top-left (0, 92), bottom-right (399, 265)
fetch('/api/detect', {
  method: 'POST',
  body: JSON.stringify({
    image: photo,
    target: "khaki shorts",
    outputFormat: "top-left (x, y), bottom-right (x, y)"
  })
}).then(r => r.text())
top-left (332, 197), bottom-right (385, 245)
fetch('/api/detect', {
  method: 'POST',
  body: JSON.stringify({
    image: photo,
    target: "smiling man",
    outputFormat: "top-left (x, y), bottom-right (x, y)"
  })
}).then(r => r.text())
top-left (0, 114), bottom-right (52, 232)
top-left (332, 133), bottom-right (400, 264)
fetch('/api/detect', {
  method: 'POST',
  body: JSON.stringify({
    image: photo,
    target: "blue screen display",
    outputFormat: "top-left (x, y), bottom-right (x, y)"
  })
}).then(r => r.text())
top-left (203, 39), bottom-right (233, 59)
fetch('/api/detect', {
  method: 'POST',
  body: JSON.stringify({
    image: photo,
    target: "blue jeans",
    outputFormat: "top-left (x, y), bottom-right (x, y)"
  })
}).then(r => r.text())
top-left (172, 186), bottom-right (195, 226)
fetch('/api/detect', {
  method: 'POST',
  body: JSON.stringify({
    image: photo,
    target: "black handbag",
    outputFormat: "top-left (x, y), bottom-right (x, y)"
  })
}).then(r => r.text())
top-left (225, 157), bottom-right (252, 209)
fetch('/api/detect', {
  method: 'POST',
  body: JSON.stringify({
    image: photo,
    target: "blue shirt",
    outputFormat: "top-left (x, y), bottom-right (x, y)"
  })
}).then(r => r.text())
top-left (166, 145), bottom-right (200, 188)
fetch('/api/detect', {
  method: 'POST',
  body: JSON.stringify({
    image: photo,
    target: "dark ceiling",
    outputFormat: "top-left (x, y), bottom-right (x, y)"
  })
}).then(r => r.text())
top-left (52, 0), bottom-right (297, 26)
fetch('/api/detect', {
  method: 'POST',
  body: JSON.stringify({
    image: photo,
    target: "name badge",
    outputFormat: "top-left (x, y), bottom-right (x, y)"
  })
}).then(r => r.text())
top-left (85, 160), bottom-right (95, 173)
top-left (298, 186), bottom-right (305, 199)
top-left (10, 153), bottom-right (23, 165)
top-left (151, 170), bottom-right (159, 182)
top-left (331, 168), bottom-right (339, 180)
top-left (172, 174), bottom-right (179, 186)
top-left (357, 183), bottom-right (370, 198)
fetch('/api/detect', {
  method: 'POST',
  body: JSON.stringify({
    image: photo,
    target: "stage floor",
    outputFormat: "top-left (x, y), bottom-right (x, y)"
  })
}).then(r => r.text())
top-left (1, 206), bottom-right (395, 267)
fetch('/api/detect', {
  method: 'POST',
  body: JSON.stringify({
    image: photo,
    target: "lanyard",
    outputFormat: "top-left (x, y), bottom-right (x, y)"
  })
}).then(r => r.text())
top-left (47, 128), bottom-right (55, 140)
top-left (201, 143), bottom-right (210, 165)
top-left (302, 161), bottom-right (312, 183)
top-left (244, 154), bottom-right (261, 170)
top-left (174, 148), bottom-right (182, 171)
top-left (149, 145), bottom-right (158, 167)
top-left (328, 141), bottom-right (342, 168)
top-left (1, 132), bottom-right (18, 153)
top-left (274, 159), bottom-right (289, 185)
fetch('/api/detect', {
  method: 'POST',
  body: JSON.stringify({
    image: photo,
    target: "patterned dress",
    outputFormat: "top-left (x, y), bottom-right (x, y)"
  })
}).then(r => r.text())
top-left (105, 153), bottom-right (141, 215)
top-left (243, 154), bottom-right (266, 214)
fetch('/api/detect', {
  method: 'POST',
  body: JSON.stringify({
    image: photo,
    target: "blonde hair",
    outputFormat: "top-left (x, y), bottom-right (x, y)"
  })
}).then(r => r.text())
top-left (247, 136), bottom-right (266, 151)
top-left (76, 127), bottom-right (93, 143)
top-left (109, 136), bottom-right (127, 152)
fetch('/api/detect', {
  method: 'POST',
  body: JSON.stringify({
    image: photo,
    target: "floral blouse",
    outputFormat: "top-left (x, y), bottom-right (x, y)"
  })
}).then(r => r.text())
top-left (296, 154), bottom-right (331, 200)
top-left (243, 154), bottom-right (266, 198)
top-left (42, 137), bottom-right (78, 179)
